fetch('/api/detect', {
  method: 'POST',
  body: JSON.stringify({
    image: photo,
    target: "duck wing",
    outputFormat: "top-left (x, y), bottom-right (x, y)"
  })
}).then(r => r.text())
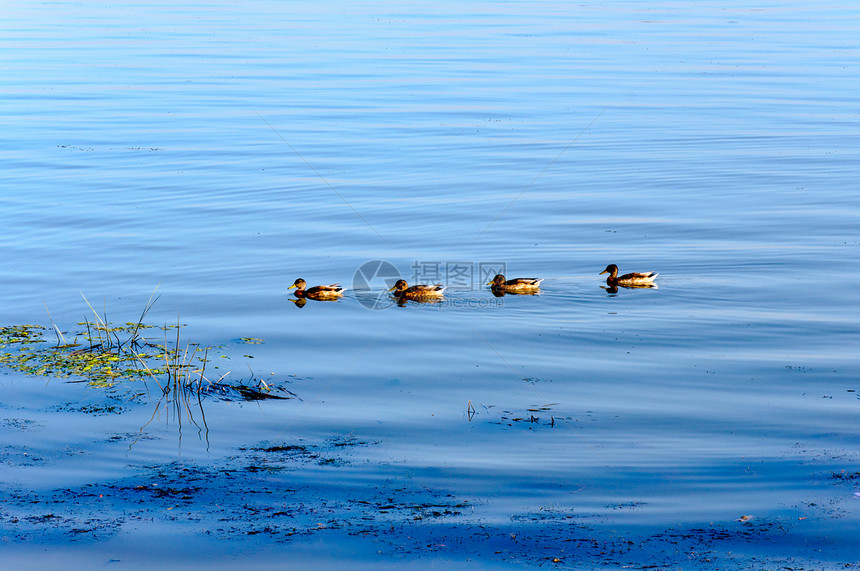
top-left (506, 278), bottom-right (543, 286)
top-left (306, 284), bottom-right (344, 296)
top-left (618, 271), bottom-right (657, 283)
top-left (406, 284), bottom-right (446, 295)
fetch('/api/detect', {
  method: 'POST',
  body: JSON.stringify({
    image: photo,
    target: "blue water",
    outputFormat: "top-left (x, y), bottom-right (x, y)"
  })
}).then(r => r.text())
top-left (2, 0), bottom-right (860, 568)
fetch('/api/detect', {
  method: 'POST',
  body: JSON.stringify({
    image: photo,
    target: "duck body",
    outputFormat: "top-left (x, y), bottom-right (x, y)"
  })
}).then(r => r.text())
top-left (487, 274), bottom-right (543, 293)
top-left (599, 264), bottom-right (657, 286)
top-left (389, 279), bottom-right (445, 300)
top-left (289, 278), bottom-right (344, 300)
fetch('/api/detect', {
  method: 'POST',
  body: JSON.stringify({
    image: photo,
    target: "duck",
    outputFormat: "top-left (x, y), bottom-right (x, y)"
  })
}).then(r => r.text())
top-left (487, 274), bottom-right (543, 293)
top-left (389, 279), bottom-right (445, 300)
top-left (288, 278), bottom-right (344, 300)
top-left (599, 264), bottom-right (658, 286)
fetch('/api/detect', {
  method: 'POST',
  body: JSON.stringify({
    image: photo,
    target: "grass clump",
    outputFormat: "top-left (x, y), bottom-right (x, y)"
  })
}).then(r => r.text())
top-left (0, 290), bottom-right (294, 409)
top-left (1, 292), bottom-right (211, 393)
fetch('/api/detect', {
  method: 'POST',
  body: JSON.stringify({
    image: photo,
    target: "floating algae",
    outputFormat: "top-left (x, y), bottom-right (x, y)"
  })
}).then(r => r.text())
top-left (0, 319), bottom-right (290, 402)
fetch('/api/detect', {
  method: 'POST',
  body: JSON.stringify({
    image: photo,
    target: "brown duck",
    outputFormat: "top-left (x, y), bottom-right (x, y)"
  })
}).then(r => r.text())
top-left (599, 264), bottom-right (658, 286)
top-left (487, 274), bottom-right (543, 293)
top-left (288, 278), bottom-right (343, 300)
top-left (389, 279), bottom-right (445, 300)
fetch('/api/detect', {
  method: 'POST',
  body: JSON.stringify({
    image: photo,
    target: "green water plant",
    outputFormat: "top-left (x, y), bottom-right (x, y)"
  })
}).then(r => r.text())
top-left (0, 291), bottom-right (295, 408)
top-left (0, 318), bottom-right (201, 390)
top-left (3, 294), bottom-right (207, 391)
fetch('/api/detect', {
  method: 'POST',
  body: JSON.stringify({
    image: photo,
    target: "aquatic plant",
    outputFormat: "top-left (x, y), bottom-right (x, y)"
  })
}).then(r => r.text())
top-left (0, 319), bottom-right (204, 390)
top-left (0, 293), bottom-right (280, 401)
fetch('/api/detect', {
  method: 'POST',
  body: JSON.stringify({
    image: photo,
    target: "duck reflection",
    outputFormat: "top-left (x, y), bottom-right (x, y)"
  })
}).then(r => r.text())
top-left (395, 296), bottom-right (445, 307)
top-left (601, 282), bottom-right (658, 296)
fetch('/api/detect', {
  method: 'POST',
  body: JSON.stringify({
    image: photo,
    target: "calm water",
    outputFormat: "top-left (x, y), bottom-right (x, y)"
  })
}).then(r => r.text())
top-left (2, 0), bottom-right (860, 568)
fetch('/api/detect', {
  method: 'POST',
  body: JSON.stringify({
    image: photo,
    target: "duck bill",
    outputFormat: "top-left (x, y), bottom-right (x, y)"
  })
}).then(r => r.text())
top-left (288, 284), bottom-right (298, 289)
top-left (388, 285), bottom-right (398, 292)
top-left (599, 270), bottom-right (608, 275)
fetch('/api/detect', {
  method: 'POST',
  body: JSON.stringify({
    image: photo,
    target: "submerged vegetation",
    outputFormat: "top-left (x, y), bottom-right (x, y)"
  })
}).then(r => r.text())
top-left (0, 293), bottom-right (288, 402)
top-left (0, 322), bottom-right (189, 388)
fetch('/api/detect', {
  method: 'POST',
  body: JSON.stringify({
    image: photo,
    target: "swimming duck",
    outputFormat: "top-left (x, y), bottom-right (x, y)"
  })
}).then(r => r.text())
top-left (599, 264), bottom-right (658, 286)
top-left (389, 279), bottom-right (445, 300)
top-left (288, 278), bottom-right (343, 300)
top-left (487, 274), bottom-right (543, 293)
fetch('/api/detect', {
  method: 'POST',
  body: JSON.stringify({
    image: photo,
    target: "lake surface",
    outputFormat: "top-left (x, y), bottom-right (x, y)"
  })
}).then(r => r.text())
top-left (2, 0), bottom-right (860, 568)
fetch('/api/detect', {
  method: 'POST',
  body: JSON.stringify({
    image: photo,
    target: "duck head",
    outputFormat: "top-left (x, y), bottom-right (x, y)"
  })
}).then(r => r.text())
top-left (599, 265), bottom-right (618, 278)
